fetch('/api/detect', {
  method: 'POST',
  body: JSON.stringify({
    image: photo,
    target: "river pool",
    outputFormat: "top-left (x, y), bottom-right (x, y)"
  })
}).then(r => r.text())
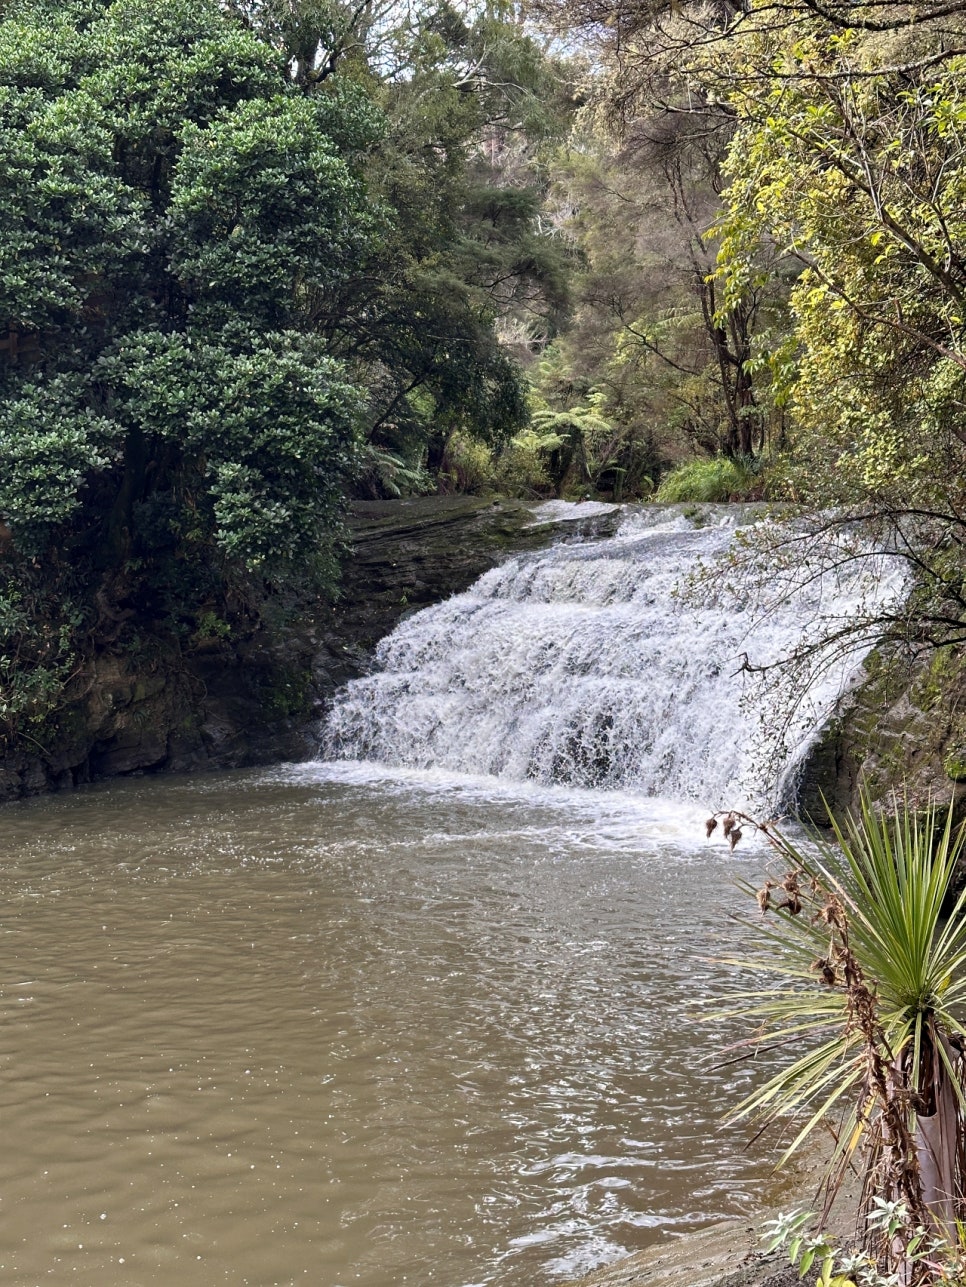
top-left (0, 762), bottom-right (790, 1286)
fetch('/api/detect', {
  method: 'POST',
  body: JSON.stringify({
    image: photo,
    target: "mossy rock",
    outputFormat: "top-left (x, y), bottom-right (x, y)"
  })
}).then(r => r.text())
top-left (799, 645), bottom-right (966, 826)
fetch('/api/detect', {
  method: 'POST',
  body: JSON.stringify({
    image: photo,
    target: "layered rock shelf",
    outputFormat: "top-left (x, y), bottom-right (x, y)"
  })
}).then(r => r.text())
top-left (0, 497), bottom-right (616, 802)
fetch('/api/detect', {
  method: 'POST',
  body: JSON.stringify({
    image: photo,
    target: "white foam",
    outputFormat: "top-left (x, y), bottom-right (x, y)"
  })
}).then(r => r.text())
top-left (527, 499), bottom-right (622, 524)
top-left (321, 513), bottom-right (905, 811)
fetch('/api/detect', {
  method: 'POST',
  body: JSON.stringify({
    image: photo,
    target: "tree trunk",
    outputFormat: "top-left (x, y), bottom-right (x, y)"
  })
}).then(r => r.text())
top-left (426, 430), bottom-right (450, 482)
top-left (103, 424), bottom-right (147, 568)
top-left (915, 1030), bottom-right (959, 1243)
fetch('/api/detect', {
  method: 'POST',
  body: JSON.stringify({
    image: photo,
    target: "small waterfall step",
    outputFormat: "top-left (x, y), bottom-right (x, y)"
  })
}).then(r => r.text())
top-left (321, 505), bottom-right (903, 809)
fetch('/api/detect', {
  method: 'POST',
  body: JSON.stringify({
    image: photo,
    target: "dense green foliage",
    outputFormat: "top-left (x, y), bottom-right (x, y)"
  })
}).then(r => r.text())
top-left (0, 0), bottom-right (377, 583)
top-left (535, 119), bottom-right (783, 487)
top-left (654, 457), bottom-right (762, 503)
top-left (230, 0), bottom-right (575, 489)
top-left (713, 27), bottom-right (966, 515)
top-left (0, 0), bottom-right (576, 738)
top-left (705, 9), bottom-right (966, 644)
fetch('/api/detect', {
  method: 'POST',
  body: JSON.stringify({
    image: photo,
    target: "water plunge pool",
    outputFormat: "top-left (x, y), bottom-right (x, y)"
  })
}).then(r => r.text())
top-left (0, 762), bottom-right (788, 1285)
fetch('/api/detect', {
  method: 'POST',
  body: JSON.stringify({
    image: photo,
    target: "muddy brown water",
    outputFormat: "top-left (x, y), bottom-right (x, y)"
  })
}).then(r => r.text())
top-left (0, 762), bottom-right (790, 1286)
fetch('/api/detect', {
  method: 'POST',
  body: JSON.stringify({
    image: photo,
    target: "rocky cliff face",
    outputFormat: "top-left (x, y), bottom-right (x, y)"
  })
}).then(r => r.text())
top-left (0, 497), bottom-right (618, 802)
top-left (796, 646), bottom-right (966, 824)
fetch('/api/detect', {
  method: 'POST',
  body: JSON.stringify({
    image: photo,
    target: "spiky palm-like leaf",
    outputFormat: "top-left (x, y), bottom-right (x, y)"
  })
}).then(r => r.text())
top-left (715, 794), bottom-right (966, 1262)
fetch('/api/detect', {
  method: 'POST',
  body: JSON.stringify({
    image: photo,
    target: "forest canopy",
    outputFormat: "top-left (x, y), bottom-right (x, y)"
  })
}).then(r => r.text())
top-left (5, 0), bottom-right (966, 749)
top-left (0, 0), bottom-right (573, 738)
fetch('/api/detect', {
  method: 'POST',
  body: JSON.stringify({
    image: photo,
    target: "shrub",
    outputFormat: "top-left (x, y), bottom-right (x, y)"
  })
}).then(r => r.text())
top-left (440, 432), bottom-right (497, 494)
top-left (655, 455), bottom-right (761, 502)
top-left (711, 795), bottom-right (966, 1280)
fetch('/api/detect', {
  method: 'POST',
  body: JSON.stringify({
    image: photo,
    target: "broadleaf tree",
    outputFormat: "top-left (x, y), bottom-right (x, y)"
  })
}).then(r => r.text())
top-left (0, 0), bottom-right (380, 598)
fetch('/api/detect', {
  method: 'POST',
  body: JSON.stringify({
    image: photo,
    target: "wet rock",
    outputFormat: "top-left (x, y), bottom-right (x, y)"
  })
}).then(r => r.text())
top-left (798, 645), bottom-right (966, 825)
top-left (0, 495), bottom-right (596, 802)
top-left (564, 1222), bottom-right (803, 1287)
top-left (90, 728), bottom-right (168, 777)
top-left (566, 1151), bottom-right (862, 1287)
top-left (327, 495), bottom-right (619, 662)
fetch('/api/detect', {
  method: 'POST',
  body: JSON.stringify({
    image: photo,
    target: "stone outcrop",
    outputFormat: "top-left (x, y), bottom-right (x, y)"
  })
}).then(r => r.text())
top-left (796, 646), bottom-right (966, 824)
top-left (0, 496), bottom-right (618, 802)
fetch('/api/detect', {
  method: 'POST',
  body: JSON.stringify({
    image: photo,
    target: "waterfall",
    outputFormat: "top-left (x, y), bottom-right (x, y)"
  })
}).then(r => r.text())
top-left (321, 505), bottom-right (905, 809)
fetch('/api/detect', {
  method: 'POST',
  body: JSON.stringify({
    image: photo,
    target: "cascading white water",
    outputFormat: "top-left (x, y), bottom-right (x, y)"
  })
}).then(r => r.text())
top-left (322, 505), bottom-right (906, 809)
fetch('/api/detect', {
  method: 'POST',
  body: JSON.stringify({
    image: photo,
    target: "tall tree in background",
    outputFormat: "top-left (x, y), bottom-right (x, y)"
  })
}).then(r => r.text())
top-left (0, 0), bottom-right (380, 599)
top-left (529, 0), bottom-right (788, 475)
top-left (545, 112), bottom-right (784, 470)
top-left (233, 0), bottom-right (576, 487)
top-left (710, 14), bottom-right (966, 643)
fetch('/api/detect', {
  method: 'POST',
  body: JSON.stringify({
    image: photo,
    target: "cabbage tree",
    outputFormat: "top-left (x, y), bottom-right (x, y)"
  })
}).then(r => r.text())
top-left (712, 796), bottom-right (966, 1277)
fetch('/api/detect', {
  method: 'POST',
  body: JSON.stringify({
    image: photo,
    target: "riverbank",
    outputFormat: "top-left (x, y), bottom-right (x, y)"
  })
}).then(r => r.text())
top-left (568, 1219), bottom-right (799, 1287)
top-left (567, 1152), bottom-right (862, 1287)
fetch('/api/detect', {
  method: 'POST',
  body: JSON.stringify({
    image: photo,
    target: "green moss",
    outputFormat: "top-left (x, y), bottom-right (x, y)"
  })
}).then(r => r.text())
top-left (799, 647), bottom-right (942, 822)
top-left (945, 751), bottom-right (966, 782)
top-left (910, 646), bottom-right (962, 712)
